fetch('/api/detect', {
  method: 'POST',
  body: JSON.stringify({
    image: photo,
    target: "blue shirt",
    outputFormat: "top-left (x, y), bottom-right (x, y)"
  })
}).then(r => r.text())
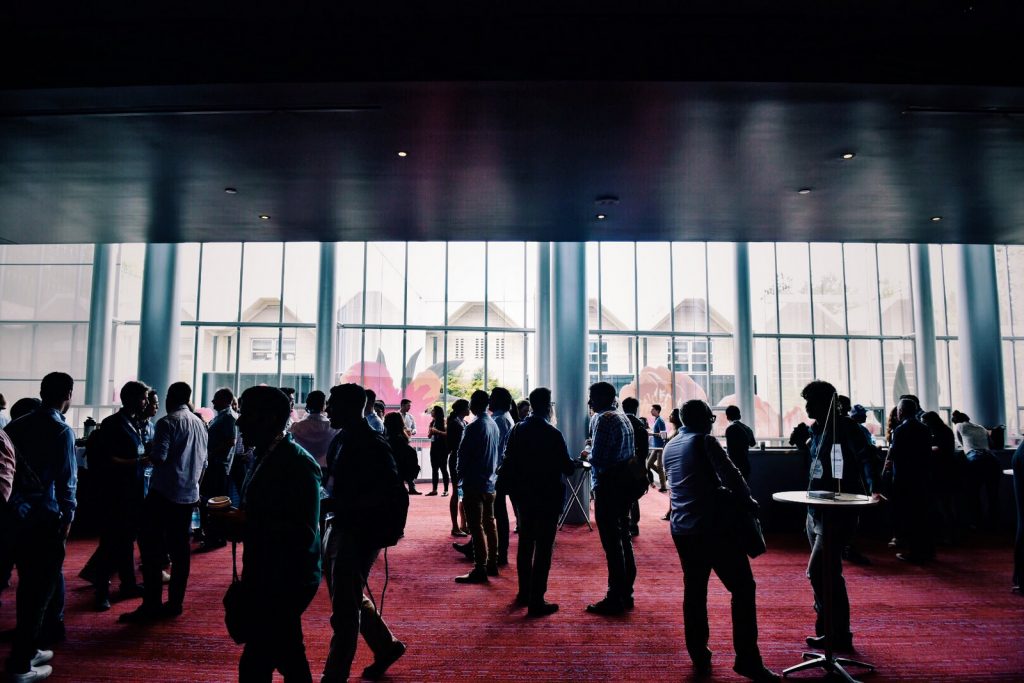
top-left (492, 410), bottom-right (514, 466)
top-left (589, 409), bottom-right (634, 488)
top-left (366, 412), bottom-right (385, 434)
top-left (663, 427), bottom-right (750, 535)
top-left (457, 413), bottom-right (500, 494)
top-left (651, 415), bottom-right (667, 448)
top-left (150, 405), bottom-right (208, 504)
top-left (4, 407), bottom-right (78, 523)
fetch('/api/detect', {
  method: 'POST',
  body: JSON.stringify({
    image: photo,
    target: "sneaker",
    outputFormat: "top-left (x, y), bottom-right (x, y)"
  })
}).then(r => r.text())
top-left (454, 568), bottom-right (489, 584)
top-left (361, 640), bottom-right (406, 680)
top-left (585, 597), bottom-right (625, 616)
top-left (8, 665), bottom-right (52, 682)
top-left (425, 490), bottom-right (439, 496)
top-left (29, 651), bottom-right (53, 667)
top-left (527, 602), bottom-right (559, 618)
top-left (733, 663), bottom-right (781, 682)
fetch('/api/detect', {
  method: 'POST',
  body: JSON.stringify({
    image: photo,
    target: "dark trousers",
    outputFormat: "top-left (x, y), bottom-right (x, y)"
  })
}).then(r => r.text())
top-left (966, 451), bottom-right (1002, 527)
top-left (594, 486), bottom-right (636, 603)
top-left (1013, 450), bottom-right (1024, 588)
top-left (6, 516), bottom-right (64, 674)
top-left (805, 511), bottom-right (855, 641)
top-left (239, 586), bottom-right (317, 683)
top-left (430, 443), bottom-right (449, 491)
top-left (200, 461), bottom-right (230, 541)
top-left (516, 507), bottom-right (558, 606)
top-left (89, 495), bottom-right (141, 598)
top-left (629, 500), bottom-right (641, 533)
top-left (494, 491), bottom-right (511, 560)
top-left (322, 525), bottom-right (397, 682)
top-left (893, 486), bottom-right (933, 559)
top-left (673, 533), bottom-right (763, 669)
top-left (139, 492), bottom-right (194, 610)
top-left (463, 491), bottom-right (498, 569)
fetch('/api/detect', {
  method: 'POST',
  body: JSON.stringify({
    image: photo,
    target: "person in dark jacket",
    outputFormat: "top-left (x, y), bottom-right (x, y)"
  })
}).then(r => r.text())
top-left (621, 397), bottom-right (649, 537)
top-left (724, 405), bottom-right (756, 480)
top-left (921, 411), bottom-right (961, 544)
top-left (497, 387), bottom-right (576, 617)
top-left (885, 399), bottom-right (935, 563)
top-left (446, 400), bottom-right (470, 537)
top-left (230, 386), bottom-right (322, 681)
top-left (426, 405), bottom-right (448, 496)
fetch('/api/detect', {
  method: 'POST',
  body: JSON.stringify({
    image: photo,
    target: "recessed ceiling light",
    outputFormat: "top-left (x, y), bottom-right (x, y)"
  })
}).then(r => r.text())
top-left (797, 188), bottom-right (812, 194)
top-left (596, 213), bottom-right (607, 220)
top-left (259, 214), bottom-right (270, 220)
top-left (397, 151), bottom-right (408, 158)
top-left (841, 152), bottom-right (856, 160)
top-left (931, 216), bottom-right (942, 222)
top-left (224, 187), bottom-right (238, 194)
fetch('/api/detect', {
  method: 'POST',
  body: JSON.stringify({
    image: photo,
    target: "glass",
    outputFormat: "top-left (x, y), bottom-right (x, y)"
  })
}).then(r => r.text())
top-left (403, 328), bottom-right (445, 431)
top-left (877, 244), bottom-right (913, 336)
top-left (883, 339), bottom-right (916, 409)
top-left (948, 340), bottom-right (962, 410)
top-left (941, 245), bottom-right (959, 336)
top-left (444, 330), bottom-right (487, 401)
top-left (779, 338), bottom-right (813, 434)
top-left (775, 242), bottom-right (812, 333)
top-left (336, 328), bottom-right (362, 382)
top-left (177, 243), bottom-right (201, 323)
top-left (935, 340), bottom-right (951, 408)
top-left (357, 328), bottom-right (405, 406)
top-left (487, 331), bottom-right (526, 401)
top-left (197, 243), bottom-right (242, 322)
top-left (0, 264), bottom-right (93, 321)
top-left (599, 243), bottom-right (637, 330)
top-left (240, 243), bottom-right (284, 324)
top-left (1002, 340), bottom-right (1018, 438)
top-left (623, 335), bottom-right (677, 421)
top-left (406, 242), bottom-right (446, 326)
top-left (277, 327), bottom-right (315, 401)
top-left (336, 243), bottom-right (365, 325)
top-left (636, 242), bottom-right (671, 330)
top-left (814, 338), bottom-right (848, 397)
top-left (0, 244), bottom-right (93, 265)
top-left (844, 243), bottom-right (880, 336)
top-left (177, 326), bottom-right (199, 390)
top-left (930, 245), bottom-right (949, 336)
top-left (525, 245), bottom-right (538, 329)
top-left (753, 337), bottom-right (782, 438)
top-left (1008, 246), bottom-right (1024, 337)
top-left (748, 243), bottom-right (777, 334)
top-left (810, 243), bottom-right (846, 335)
top-left (194, 326), bottom-right (238, 406)
top-left (364, 242), bottom-right (405, 325)
top-left (586, 242), bottom-right (600, 331)
top-left (114, 243), bottom-right (146, 322)
top-left (672, 242), bottom-right (708, 333)
top-left (281, 243), bottom-right (320, 325)
top-left (849, 339), bottom-right (883, 408)
top-left (706, 243), bottom-right (736, 334)
top-left (587, 335), bottom-right (609, 384)
top-left (447, 242), bottom-right (485, 325)
top-left (708, 337), bottom-right (735, 408)
top-left (111, 323), bottom-right (141, 402)
top-left (487, 243), bottom-right (527, 328)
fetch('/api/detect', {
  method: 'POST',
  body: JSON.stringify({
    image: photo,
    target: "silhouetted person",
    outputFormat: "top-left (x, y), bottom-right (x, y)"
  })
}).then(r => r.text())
top-left (0, 399), bottom-right (42, 606)
top-left (489, 386), bottom-right (515, 565)
top-left (885, 398), bottom-right (934, 563)
top-left (1012, 439), bottom-right (1024, 594)
top-left (621, 397), bottom-right (649, 537)
top-left (724, 405), bottom-right (756, 480)
top-left (198, 387), bottom-right (236, 551)
top-left (648, 404), bottom-right (668, 491)
top-left (952, 410), bottom-right (1002, 528)
top-left (921, 410), bottom-right (962, 544)
top-left (447, 400), bottom-right (470, 536)
top-left (288, 390), bottom-right (338, 468)
top-left (454, 390), bottom-right (501, 584)
top-left (426, 405), bottom-right (448, 496)
top-left (364, 389), bottom-right (385, 434)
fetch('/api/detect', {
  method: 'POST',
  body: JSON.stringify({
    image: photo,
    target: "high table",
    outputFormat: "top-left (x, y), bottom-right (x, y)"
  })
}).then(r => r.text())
top-left (773, 491), bottom-right (879, 683)
top-left (560, 460), bottom-right (593, 530)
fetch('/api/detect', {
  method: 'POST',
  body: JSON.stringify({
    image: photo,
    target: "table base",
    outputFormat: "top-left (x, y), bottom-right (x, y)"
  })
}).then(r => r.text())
top-left (783, 651), bottom-right (874, 683)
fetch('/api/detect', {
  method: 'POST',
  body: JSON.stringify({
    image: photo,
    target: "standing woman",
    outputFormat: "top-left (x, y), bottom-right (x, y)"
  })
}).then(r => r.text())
top-left (426, 406), bottom-right (449, 496)
top-left (447, 400), bottom-right (470, 537)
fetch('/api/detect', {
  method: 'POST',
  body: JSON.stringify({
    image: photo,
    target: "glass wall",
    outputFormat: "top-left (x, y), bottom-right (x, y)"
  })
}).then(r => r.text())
top-left (996, 245), bottom-right (1024, 438)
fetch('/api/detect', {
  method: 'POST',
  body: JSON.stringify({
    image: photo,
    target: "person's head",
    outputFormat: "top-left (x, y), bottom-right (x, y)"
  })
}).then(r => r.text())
top-left (374, 400), bottom-right (386, 417)
top-left (668, 407), bottom-right (682, 429)
top-left (431, 405), bottom-right (444, 422)
top-left (837, 395), bottom-right (852, 417)
top-left (305, 390), bottom-right (326, 414)
top-left (725, 405), bottom-right (741, 422)
top-left (801, 380), bottom-right (837, 422)
top-left (237, 386), bottom-right (291, 450)
top-left (489, 387), bottom-right (513, 414)
top-left (399, 398), bottom-right (412, 414)
top-left (327, 383), bottom-right (368, 430)
top-left (145, 390), bottom-right (159, 418)
top-left (587, 381), bottom-right (617, 413)
top-left (212, 387), bottom-right (235, 412)
top-left (897, 397), bottom-right (917, 423)
top-left (451, 399), bottom-right (470, 419)
top-left (921, 411), bottom-right (945, 432)
top-left (40, 372), bottom-right (74, 413)
top-left (517, 400), bottom-right (531, 420)
top-left (166, 382), bottom-right (192, 410)
top-left (363, 389), bottom-right (377, 416)
top-left (10, 397), bottom-right (42, 421)
top-left (681, 400), bottom-right (716, 434)
top-left (621, 396), bottom-right (639, 416)
top-left (383, 412), bottom-right (407, 440)
top-left (651, 404), bottom-right (662, 417)
top-left (899, 394), bottom-right (921, 412)
top-left (529, 387), bottom-right (553, 420)
top-left (119, 380), bottom-right (151, 416)
top-left (469, 390), bottom-right (490, 416)
top-left (279, 387), bottom-right (296, 409)
top-left (950, 410), bottom-right (969, 425)
top-left (850, 404), bottom-right (868, 424)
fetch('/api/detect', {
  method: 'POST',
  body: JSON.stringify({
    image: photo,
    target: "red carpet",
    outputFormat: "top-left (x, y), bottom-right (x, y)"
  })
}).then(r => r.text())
top-left (2, 491), bottom-right (1023, 681)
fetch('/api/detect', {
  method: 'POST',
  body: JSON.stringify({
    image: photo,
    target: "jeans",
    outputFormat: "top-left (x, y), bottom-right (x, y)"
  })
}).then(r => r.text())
top-left (239, 585), bottom-right (318, 683)
top-left (463, 491), bottom-right (498, 569)
top-left (516, 507), bottom-right (559, 606)
top-left (594, 485), bottom-right (636, 603)
top-left (139, 492), bottom-right (195, 610)
top-left (805, 511), bottom-right (856, 641)
top-left (6, 515), bottom-right (64, 674)
top-left (673, 533), bottom-right (763, 669)
top-left (322, 524), bottom-right (398, 682)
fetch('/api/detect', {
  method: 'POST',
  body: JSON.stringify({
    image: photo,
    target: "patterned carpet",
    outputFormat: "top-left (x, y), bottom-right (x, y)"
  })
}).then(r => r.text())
top-left (1, 490), bottom-right (1022, 681)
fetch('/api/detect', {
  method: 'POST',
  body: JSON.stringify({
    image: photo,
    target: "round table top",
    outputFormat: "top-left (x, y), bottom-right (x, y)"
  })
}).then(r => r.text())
top-left (575, 459), bottom-right (593, 469)
top-left (772, 490), bottom-right (879, 507)
top-left (1005, 469), bottom-right (1014, 476)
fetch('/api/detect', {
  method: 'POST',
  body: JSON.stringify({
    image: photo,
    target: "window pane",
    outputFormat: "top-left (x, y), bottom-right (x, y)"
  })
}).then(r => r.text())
top-left (586, 242), bottom-right (599, 330)
top-left (525, 245), bottom-right (538, 329)
top-left (0, 322), bottom-right (86, 380)
top-left (194, 326), bottom-right (237, 406)
top-left (176, 326), bottom-right (198, 389)
top-left (636, 243), bottom-right (671, 330)
top-left (672, 243), bottom-right (708, 333)
top-left (445, 331), bottom-right (487, 401)
top-left (111, 323), bottom-right (141, 403)
top-left (850, 339), bottom-right (883, 407)
top-left (240, 243), bottom-right (284, 324)
top-left (622, 335), bottom-right (677, 422)
top-left (810, 243), bottom-right (845, 335)
top-left (814, 338), bottom-right (848, 397)
top-left (336, 243), bottom-right (365, 325)
top-left (935, 340), bottom-right (951, 408)
top-left (844, 243), bottom-right (880, 336)
top-left (883, 339), bottom-right (916, 409)
top-left (278, 327), bottom-right (315, 402)
top-left (779, 338), bottom-right (813, 434)
top-left (709, 337), bottom-right (736, 432)
top-left (878, 244), bottom-right (913, 336)
top-left (941, 245), bottom-right (959, 336)
top-left (282, 243), bottom-right (319, 325)
top-left (600, 243), bottom-right (636, 330)
top-left (707, 243), bottom-right (736, 335)
top-left (357, 328), bottom-right (405, 405)
top-left (930, 245), bottom-right (948, 337)
top-left (177, 243), bottom-right (201, 323)
top-left (602, 334), bottom-right (635, 396)
top-left (0, 264), bottom-right (93, 321)
top-left (948, 340), bottom-right (962, 410)
top-left (487, 243), bottom-right (526, 328)
top-left (487, 331), bottom-right (526, 402)
top-left (1008, 246), bottom-right (1024, 337)
top-left (1002, 340), bottom-right (1018, 439)
top-left (198, 243), bottom-right (241, 321)
top-left (776, 243), bottom-right (811, 334)
top-left (447, 242), bottom-right (485, 325)
top-left (406, 242), bottom-right (446, 326)
top-left (114, 244), bottom-right (145, 322)
top-left (749, 243), bottom-right (777, 334)
top-left (0, 244), bottom-right (93, 265)
top-left (364, 242), bottom-right (405, 325)
top-left (405, 329), bottom-right (445, 429)
top-left (753, 338), bottom-right (782, 438)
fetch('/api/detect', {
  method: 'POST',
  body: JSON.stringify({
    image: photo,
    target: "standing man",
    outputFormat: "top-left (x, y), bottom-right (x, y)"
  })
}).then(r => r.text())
top-left (800, 380), bottom-right (877, 652)
top-left (489, 387), bottom-right (516, 566)
top-left (399, 399), bottom-right (417, 438)
top-left (198, 387), bottom-right (236, 551)
top-left (4, 372), bottom-right (78, 682)
top-left (498, 388), bottom-right (576, 616)
top-left (364, 389), bottom-right (385, 434)
top-left (454, 390), bottom-right (501, 584)
top-left (664, 400), bottom-right (778, 682)
top-left (621, 397), bottom-right (650, 537)
top-left (885, 398), bottom-right (934, 563)
top-left (288, 389), bottom-right (338, 468)
top-left (648, 404), bottom-right (668, 492)
top-left (121, 382), bottom-right (208, 623)
top-left (322, 384), bottom-right (406, 682)
top-left (724, 405), bottom-right (756, 481)
top-left (584, 382), bottom-right (636, 616)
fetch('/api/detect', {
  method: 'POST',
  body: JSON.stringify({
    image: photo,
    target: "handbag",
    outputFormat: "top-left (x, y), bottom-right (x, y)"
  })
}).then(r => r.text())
top-left (702, 436), bottom-right (767, 558)
top-left (223, 541), bottom-right (253, 644)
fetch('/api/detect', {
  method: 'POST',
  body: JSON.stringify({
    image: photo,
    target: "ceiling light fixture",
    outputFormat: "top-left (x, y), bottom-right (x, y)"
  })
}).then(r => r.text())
top-left (931, 216), bottom-right (942, 222)
top-left (224, 187), bottom-right (237, 194)
top-left (841, 152), bottom-right (856, 160)
top-left (797, 188), bottom-right (812, 195)
top-left (397, 151), bottom-right (408, 157)
top-left (259, 214), bottom-right (270, 220)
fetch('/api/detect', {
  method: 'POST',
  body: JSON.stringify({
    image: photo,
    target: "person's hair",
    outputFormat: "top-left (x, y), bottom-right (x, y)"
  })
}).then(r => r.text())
top-left (373, 400), bottom-right (386, 415)
top-left (239, 386), bottom-right (291, 433)
top-left (213, 387), bottom-right (235, 404)
top-left (431, 405), bottom-right (445, 421)
top-left (950, 410), bottom-right (969, 424)
top-left (364, 388), bottom-right (377, 404)
top-left (668, 407), bottom-right (682, 428)
top-left (166, 381), bottom-right (192, 408)
top-left (10, 397), bottom-right (42, 421)
top-left (147, 389), bottom-right (158, 400)
top-left (837, 395), bottom-right (852, 416)
top-left (330, 383), bottom-right (367, 415)
top-left (801, 380), bottom-right (837, 411)
top-left (119, 380), bottom-right (150, 407)
top-left (489, 387), bottom-right (513, 413)
top-left (383, 412), bottom-right (407, 439)
top-left (651, 404), bottom-right (662, 413)
top-left (897, 397), bottom-right (918, 417)
top-left (278, 387), bottom-right (296, 398)
top-left (451, 399), bottom-right (469, 416)
top-left (400, 398), bottom-right (412, 407)
top-left (517, 399), bottom-right (531, 413)
top-left (887, 407), bottom-right (900, 439)
top-left (0, 393), bottom-right (5, 409)
top-left (725, 405), bottom-right (741, 421)
top-left (529, 387), bottom-right (552, 414)
top-left (588, 381), bottom-right (616, 410)
top-left (620, 396), bottom-right (639, 415)
top-left (305, 390), bottom-right (326, 413)
top-left (39, 372), bottom-right (74, 404)
top-left (921, 411), bottom-right (947, 432)
top-left (681, 400), bottom-right (714, 429)
top-left (899, 394), bottom-right (921, 409)
top-left (470, 389), bottom-right (490, 413)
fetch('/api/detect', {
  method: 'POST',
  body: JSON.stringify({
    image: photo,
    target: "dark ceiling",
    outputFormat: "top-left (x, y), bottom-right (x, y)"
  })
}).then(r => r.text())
top-left (2, 3), bottom-right (1023, 245)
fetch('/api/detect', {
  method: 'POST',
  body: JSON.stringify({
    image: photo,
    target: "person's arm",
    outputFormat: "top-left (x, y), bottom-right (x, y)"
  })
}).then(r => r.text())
top-left (456, 421), bottom-right (477, 483)
top-left (150, 418), bottom-right (172, 466)
top-left (56, 425), bottom-right (78, 537)
top-left (555, 430), bottom-right (576, 476)
top-left (589, 413), bottom-right (610, 468)
top-left (706, 435), bottom-right (752, 500)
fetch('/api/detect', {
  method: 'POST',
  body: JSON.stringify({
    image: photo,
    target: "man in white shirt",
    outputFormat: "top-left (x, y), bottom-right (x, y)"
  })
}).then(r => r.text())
top-left (364, 389), bottom-right (385, 434)
top-left (289, 390), bottom-right (338, 468)
top-left (399, 399), bottom-right (417, 437)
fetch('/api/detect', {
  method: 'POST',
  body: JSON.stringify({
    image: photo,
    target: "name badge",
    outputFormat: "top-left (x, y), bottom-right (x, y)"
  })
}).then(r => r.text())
top-left (137, 444), bottom-right (146, 457)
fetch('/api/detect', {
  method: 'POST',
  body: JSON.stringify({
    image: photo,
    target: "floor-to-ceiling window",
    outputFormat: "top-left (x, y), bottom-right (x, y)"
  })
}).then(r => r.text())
top-left (996, 244), bottom-right (1024, 439)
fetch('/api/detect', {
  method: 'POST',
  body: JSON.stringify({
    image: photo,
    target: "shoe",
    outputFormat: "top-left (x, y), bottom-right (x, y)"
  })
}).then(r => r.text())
top-left (486, 564), bottom-right (499, 577)
top-left (453, 542), bottom-right (473, 557)
top-left (442, 490), bottom-right (449, 497)
top-left (585, 597), bottom-right (625, 616)
top-left (118, 605), bottom-right (162, 624)
top-left (160, 602), bottom-right (183, 618)
top-left (29, 651), bottom-right (53, 667)
top-left (693, 659), bottom-right (712, 678)
top-left (661, 512), bottom-right (670, 521)
top-left (94, 597), bottom-right (111, 612)
top-left (408, 488), bottom-right (422, 495)
top-left (733, 663), bottom-right (781, 682)
top-left (425, 490), bottom-right (438, 496)
top-left (887, 537), bottom-right (900, 548)
top-left (623, 596), bottom-right (635, 610)
top-left (527, 602), bottom-right (559, 618)
top-left (629, 527), bottom-right (640, 537)
top-left (8, 665), bottom-right (52, 682)
top-left (361, 640), bottom-right (406, 680)
top-left (450, 529), bottom-right (468, 537)
top-left (805, 634), bottom-right (854, 651)
top-left (459, 525), bottom-right (470, 534)
top-left (512, 593), bottom-right (529, 608)
top-left (1012, 585), bottom-right (1022, 594)
top-left (454, 568), bottom-right (489, 584)
top-left (496, 555), bottom-right (509, 567)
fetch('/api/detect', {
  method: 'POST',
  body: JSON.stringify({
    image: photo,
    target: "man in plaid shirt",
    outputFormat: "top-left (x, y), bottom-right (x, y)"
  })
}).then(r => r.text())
top-left (583, 381), bottom-right (636, 616)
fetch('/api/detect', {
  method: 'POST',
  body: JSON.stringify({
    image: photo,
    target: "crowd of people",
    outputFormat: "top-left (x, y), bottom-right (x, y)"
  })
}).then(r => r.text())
top-left (0, 371), bottom-right (1021, 682)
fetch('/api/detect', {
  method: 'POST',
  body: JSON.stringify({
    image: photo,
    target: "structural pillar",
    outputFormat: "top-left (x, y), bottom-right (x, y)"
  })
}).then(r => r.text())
top-left (85, 243), bottom-right (117, 405)
top-left (536, 242), bottom-right (552, 388)
top-left (316, 242), bottom-right (339, 390)
top-left (910, 244), bottom-right (940, 412)
top-left (732, 243), bottom-right (756, 433)
top-left (138, 243), bottom-right (181, 407)
top-left (955, 244), bottom-right (1005, 427)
